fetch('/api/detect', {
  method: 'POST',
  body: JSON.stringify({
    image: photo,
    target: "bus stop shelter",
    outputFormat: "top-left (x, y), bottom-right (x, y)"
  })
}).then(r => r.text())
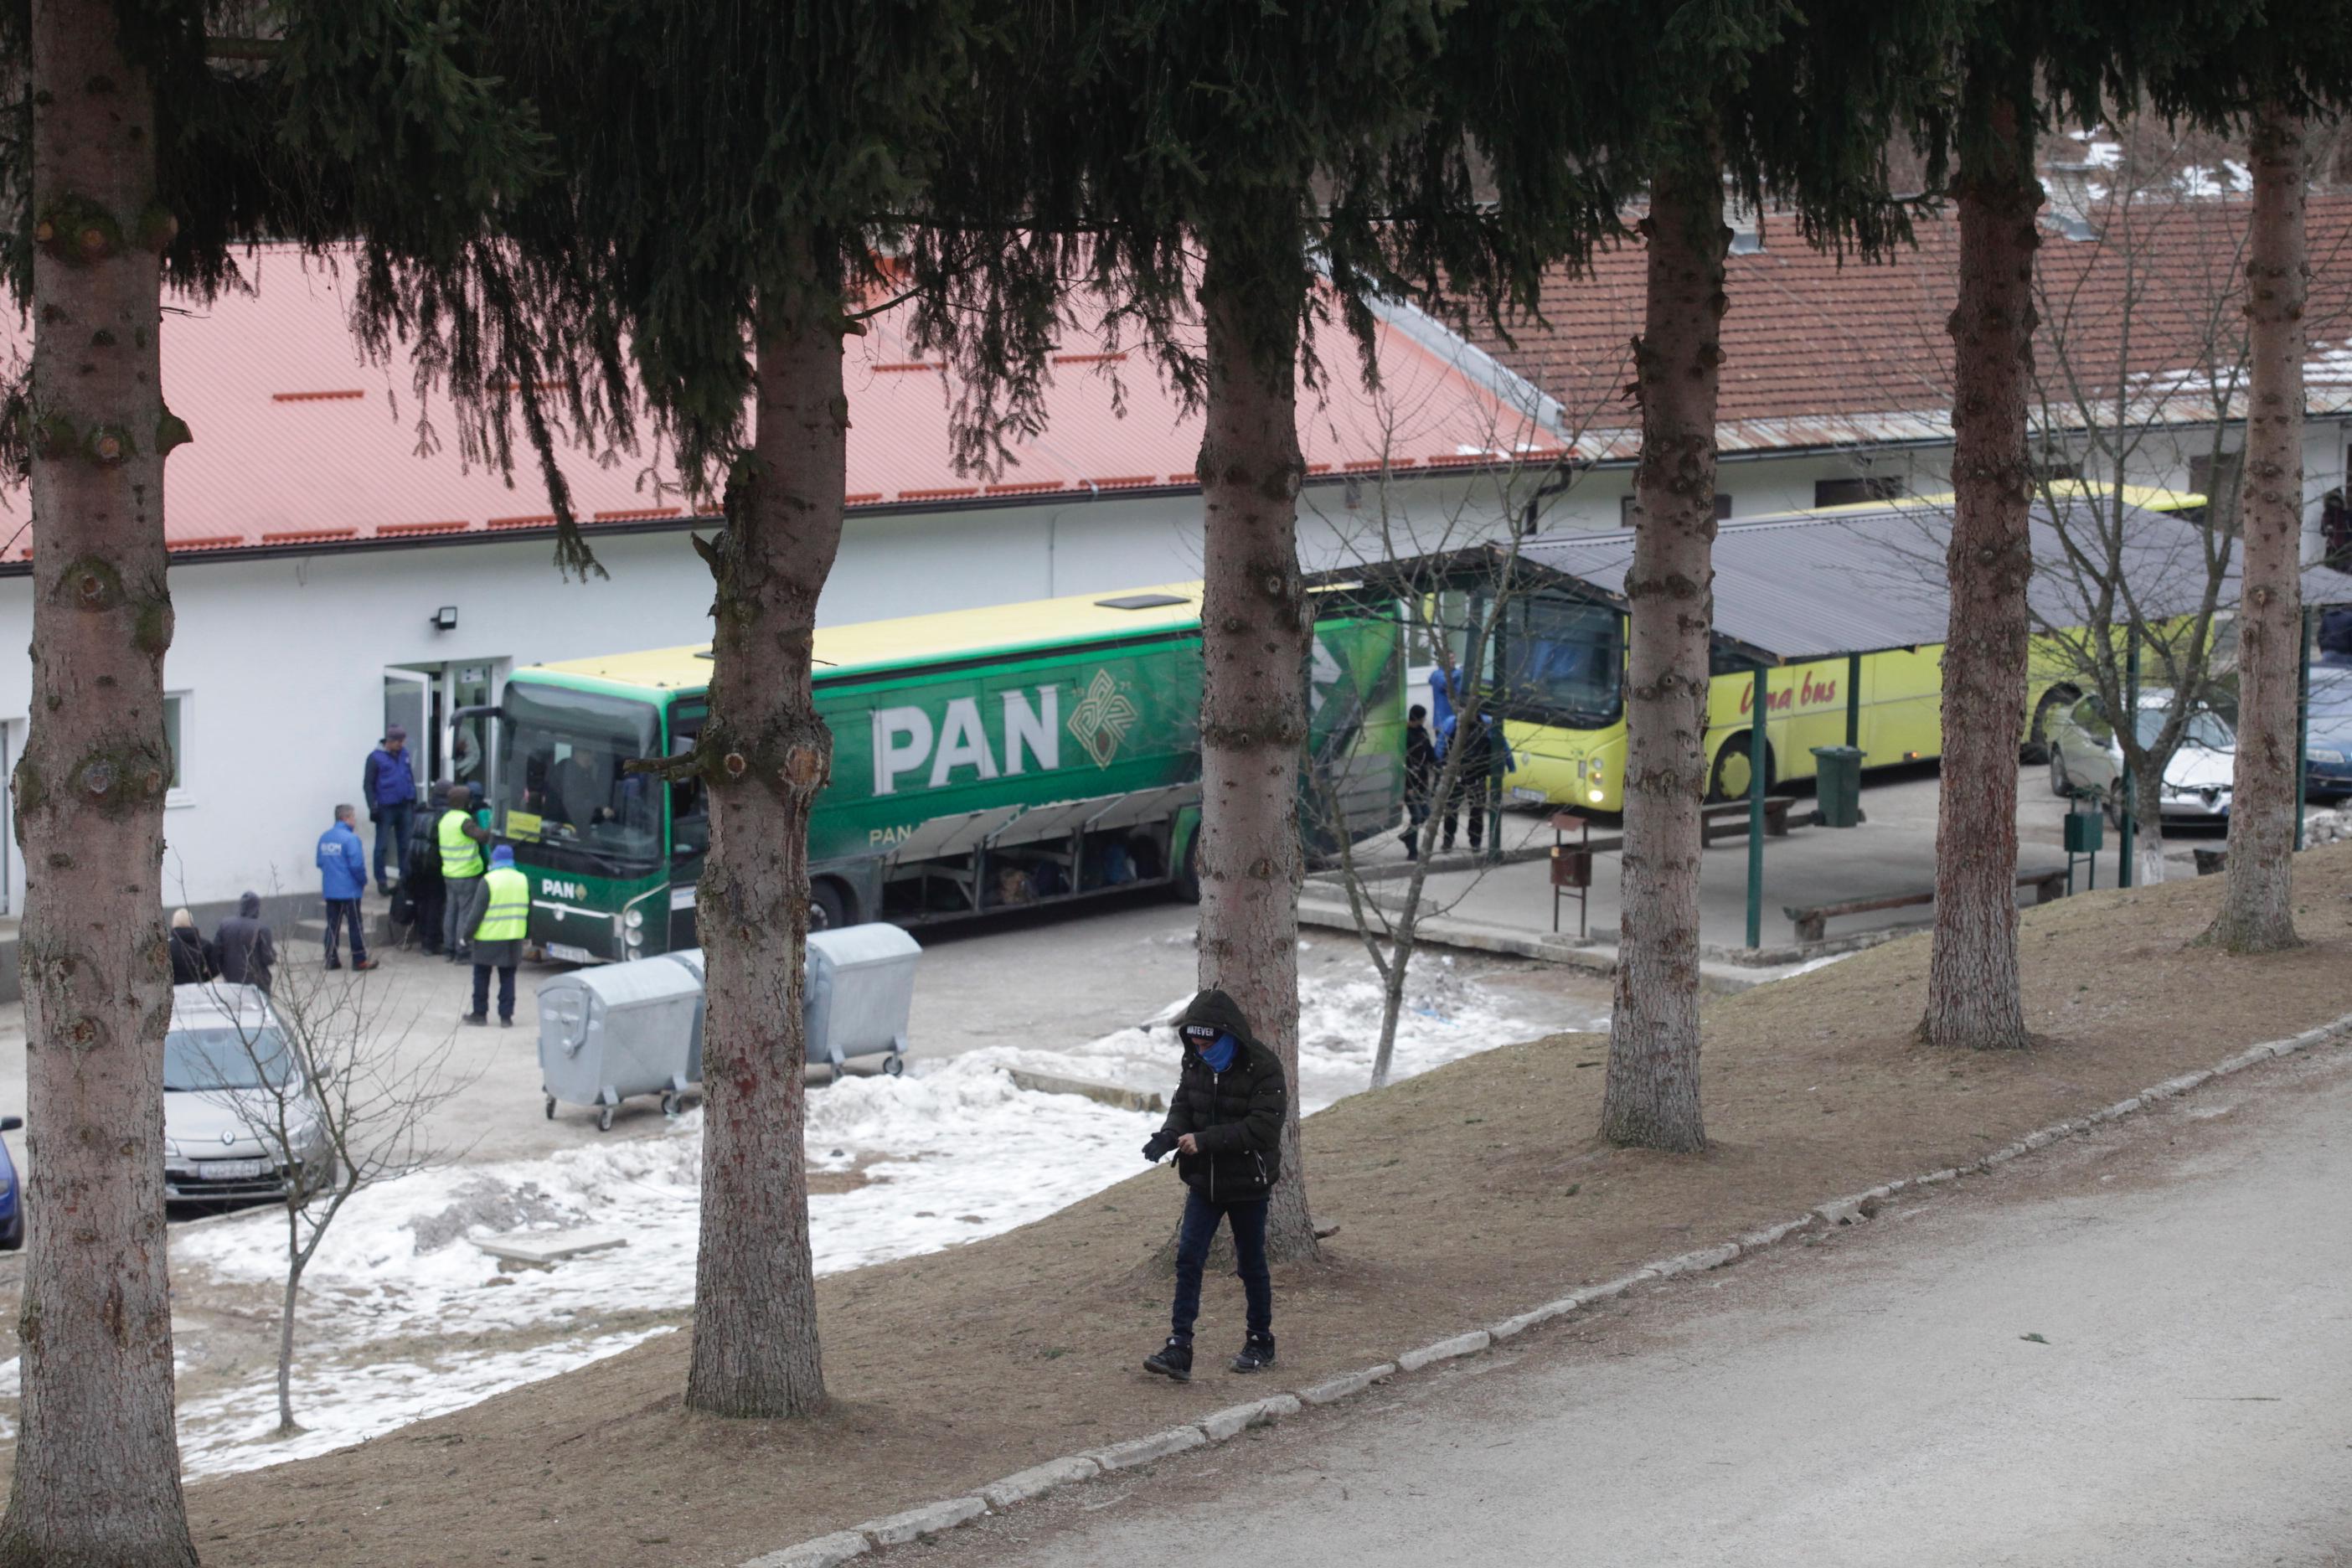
top-left (1331, 495), bottom-right (2241, 946)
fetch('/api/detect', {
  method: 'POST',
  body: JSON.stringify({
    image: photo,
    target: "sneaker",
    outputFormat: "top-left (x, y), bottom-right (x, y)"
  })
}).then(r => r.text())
top-left (1230, 1332), bottom-right (1277, 1374)
top-left (323, 958), bottom-right (343, 971)
top-left (353, 958), bottom-right (379, 972)
top-left (1142, 1336), bottom-right (1194, 1383)
top-left (498, 1016), bottom-right (514, 1029)
top-left (460, 1012), bottom-right (488, 1027)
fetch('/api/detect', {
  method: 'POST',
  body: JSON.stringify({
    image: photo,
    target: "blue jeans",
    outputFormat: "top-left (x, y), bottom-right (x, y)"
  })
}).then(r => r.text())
top-left (322, 899), bottom-right (368, 964)
top-left (1171, 1189), bottom-right (1271, 1342)
top-left (373, 803), bottom-right (413, 890)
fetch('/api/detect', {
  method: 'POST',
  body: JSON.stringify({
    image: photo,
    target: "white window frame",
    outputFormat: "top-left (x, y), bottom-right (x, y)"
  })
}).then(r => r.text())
top-left (162, 690), bottom-right (192, 808)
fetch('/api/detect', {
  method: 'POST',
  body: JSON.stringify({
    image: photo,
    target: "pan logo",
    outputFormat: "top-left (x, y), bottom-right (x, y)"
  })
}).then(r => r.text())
top-left (1066, 669), bottom-right (1138, 768)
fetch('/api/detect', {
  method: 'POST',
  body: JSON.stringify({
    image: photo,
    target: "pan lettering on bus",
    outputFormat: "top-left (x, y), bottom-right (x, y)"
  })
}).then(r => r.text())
top-left (868, 824), bottom-right (914, 846)
top-left (871, 685), bottom-right (1062, 796)
top-left (540, 879), bottom-right (583, 900)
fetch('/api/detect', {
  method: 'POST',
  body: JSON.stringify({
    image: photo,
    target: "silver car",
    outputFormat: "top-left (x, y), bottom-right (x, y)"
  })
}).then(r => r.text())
top-left (2045, 689), bottom-right (2235, 824)
top-left (163, 983), bottom-right (330, 1204)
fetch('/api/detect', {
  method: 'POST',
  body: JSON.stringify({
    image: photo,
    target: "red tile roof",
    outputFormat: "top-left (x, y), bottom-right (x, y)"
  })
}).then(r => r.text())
top-left (1469, 193), bottom-right (2352, 458)
top-left (0, 248), bottom-right (1550, 564)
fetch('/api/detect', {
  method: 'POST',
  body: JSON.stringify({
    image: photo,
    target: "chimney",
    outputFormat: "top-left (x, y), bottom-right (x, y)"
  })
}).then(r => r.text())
top-left (2043, 162), bottom-right (2100, 241)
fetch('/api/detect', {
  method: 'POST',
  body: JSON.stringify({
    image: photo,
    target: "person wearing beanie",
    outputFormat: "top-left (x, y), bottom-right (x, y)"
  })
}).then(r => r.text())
top-left (463, 843), bottom-right (529, 1028)
top-left (1138, 987), bottom-right (1288, 1382)
top-left (363, 724), bottom-right (420, 896)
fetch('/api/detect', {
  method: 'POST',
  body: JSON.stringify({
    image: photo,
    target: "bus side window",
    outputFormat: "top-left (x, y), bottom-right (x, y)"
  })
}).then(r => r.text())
top-left (671, 706), bottom-right (709, 859)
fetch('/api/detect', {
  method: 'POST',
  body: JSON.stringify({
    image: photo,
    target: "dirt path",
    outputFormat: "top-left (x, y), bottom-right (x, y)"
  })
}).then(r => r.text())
top-left (80, 851), bottom-right (2352, 1565)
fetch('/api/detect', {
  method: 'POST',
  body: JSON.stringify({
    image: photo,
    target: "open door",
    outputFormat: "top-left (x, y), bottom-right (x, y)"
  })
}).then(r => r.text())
top-left (384, 668), bottom-right (435, 778)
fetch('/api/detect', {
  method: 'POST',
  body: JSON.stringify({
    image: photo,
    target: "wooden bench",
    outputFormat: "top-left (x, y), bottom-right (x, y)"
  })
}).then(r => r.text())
top-left (1783, 867), bottom-right (2069, 944)
top-left (1700, 795), bottom-right (1796, 847)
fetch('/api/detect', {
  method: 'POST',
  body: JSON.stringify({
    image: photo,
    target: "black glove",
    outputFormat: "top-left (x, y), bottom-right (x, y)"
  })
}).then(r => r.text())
top-left (1142, 1132), bottom-right (1176, 1163)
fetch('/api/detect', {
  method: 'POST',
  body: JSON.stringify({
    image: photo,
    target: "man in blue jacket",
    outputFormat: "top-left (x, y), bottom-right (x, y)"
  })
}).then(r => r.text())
top-left (363, 725), bottom-right (419, 896)
top-left (317, 804), bottom-right (379, 972)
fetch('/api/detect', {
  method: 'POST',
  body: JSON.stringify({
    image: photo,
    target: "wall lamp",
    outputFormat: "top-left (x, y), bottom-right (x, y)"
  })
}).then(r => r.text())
top-left (431, 606), bottom-right (459, 632)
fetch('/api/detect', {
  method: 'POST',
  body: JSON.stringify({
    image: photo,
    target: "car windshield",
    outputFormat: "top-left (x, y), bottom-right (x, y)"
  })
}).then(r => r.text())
top-left (2134, 709), bottom-right (2232, 750)
top-left (164, 1025), bottom-right (294, 1091)
top-left (502, 682), bottom-right (663, 864)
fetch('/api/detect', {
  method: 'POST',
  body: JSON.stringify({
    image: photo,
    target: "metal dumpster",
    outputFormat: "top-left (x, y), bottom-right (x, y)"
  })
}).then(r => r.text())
top-left (537, 960), bottom-right (704, 1131)
top-left (659, 947), bottom-right (706, 1084)
top-left (663, 928), bottom-right (918, 1076)
top-left (805, 924), bottom-right (921, 1075)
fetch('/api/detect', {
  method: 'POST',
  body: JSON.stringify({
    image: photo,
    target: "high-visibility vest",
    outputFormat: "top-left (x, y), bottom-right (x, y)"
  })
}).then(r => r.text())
top-left (475, 865), bottom-right (530, 942)
top-left (438, 809), bottom-right (485, 879)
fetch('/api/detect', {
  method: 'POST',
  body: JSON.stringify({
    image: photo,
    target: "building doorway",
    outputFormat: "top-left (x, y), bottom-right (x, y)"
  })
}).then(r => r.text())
top-left (384, 661), bottom-right (504, 789)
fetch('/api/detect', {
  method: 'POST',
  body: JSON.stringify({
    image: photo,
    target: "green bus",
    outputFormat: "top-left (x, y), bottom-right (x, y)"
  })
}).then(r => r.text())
top-left (478, 580), bottom-right (1406, 962)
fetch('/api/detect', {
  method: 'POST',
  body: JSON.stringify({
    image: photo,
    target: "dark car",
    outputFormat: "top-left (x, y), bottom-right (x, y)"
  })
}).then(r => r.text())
top-left (0, 1112), bottom-right (25, 1250)
top-left (2304, 667), bottom-right (2352, 802)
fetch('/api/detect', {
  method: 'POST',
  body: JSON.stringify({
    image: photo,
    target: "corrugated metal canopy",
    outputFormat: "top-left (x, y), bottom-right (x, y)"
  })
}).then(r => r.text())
top-left (1516, 498), bottom-right (2236, 664)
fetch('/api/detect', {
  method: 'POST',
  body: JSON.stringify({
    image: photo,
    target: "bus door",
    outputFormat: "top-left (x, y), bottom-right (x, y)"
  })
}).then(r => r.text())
top-left (1862, 645), bottom-right (1944, 766)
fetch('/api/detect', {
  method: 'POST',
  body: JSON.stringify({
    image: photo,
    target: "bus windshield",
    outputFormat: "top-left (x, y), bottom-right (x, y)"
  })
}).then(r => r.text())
top-left (502, 682), bottom-right (664, 865)
top-left (1500, 596), bottom-right (1623, 725)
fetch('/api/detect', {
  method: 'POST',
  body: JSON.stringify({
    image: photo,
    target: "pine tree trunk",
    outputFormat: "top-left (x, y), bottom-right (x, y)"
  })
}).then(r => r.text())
top-left (2204, 105), bottom-right (2306, 953)
top-left (1922, 81), bottom-right (2037, 1052)
top-left (683, 285), bottom-right (842, 1417)
top-left (1601, 148), bottom-right (1724, 1153)
top-left (1196, 225), bottom-right (1318, 1261)
top-left (0, 7), bottom-right (199, 1563)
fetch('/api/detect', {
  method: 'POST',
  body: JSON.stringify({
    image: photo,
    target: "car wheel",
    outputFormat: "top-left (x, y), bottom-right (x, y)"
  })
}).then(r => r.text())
top-left (810, 879), bottom-right (848, 932)
top-left (0, 1213), bottom-right (20, 1251)
top-left (2048, 747), bottom-right (2071, 798)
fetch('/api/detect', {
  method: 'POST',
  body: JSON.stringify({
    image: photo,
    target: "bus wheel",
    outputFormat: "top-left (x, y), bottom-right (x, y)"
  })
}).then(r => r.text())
top-left (2024, 686), bottom-right (2077, 765)
top-left (810, 879), bottom-right (849, 932)
top-left (1708, 740), bottom-right (1770, 802)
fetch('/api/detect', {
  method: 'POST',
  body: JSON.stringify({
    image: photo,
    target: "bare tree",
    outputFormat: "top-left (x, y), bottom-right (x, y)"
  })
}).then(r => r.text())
top-left (191, 969), bottom-right (478, 1435)
top-left (2027, 126), bottom-right (2257, 885)
top-left (2205, 106), bottom-right (2311, 952)
top-left (1303, 346), bottom-right (1627, 1090)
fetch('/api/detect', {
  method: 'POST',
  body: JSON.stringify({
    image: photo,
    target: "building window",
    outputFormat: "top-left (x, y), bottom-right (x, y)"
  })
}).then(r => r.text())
top-left (1813, 476), bottom-right (1908, 508)
top-left (1621, 493), bottom-right (1734, 524)
top-left (2188, 451), bottom-right (2244, 519)
top-left (162, 692), bottom-right (189, 805)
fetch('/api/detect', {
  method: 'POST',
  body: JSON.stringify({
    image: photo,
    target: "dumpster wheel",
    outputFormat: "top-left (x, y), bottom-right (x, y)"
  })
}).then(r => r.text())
top-left (543, 1095), bottom-right (555, 1121)
top-left (660, 1091), bottom-right (683, 1117)
top-left (597, 1105), bottom-right (614, 1132)
top-left (882, 1055), bottom-right (905, 1078)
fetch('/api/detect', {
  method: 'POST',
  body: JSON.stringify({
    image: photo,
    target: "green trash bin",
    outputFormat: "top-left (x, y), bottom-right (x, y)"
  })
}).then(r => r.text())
top-left (1810, 745), bottom-right (1864, 828)
top-left (2064, 807), bottom-right (2103, 854)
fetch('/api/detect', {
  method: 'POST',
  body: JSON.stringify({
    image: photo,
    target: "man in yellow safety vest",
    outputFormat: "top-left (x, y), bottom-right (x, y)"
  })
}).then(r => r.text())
top-left (463, 844), bottom-right (530, 1027)
top-left (438, 783), bottom-right (492, 962)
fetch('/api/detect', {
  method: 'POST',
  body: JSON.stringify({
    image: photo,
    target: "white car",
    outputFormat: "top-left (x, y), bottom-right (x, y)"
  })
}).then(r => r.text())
top-left (163, 983), bottom-right (330, 1204)
top-left (2045, 689), bottom-right (2234, 823)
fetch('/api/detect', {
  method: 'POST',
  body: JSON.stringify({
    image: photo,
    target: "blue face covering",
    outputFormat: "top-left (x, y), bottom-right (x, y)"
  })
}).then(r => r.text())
top-left (1199, 1033), bottom-right (1238, 1073)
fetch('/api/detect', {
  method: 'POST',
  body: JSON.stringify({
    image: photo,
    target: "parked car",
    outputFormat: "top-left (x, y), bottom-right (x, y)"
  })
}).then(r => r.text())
top-left (2302, 668), bottom-right (2352, 801)
top-left (2046, 689), bottom-right (2235, 824)
top-left (0, 1111), bottom-right (24, 1250)
top-left (163, 983), bottom-right (329, 1204)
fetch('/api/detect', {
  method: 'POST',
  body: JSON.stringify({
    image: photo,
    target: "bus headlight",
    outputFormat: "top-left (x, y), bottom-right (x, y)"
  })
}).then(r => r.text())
top-left (1588, 788), bottom-right (1605, 802)
top-left (625, 928), bottom-right (644, 951)
top-left (625, 908), bottom-right (644, 930)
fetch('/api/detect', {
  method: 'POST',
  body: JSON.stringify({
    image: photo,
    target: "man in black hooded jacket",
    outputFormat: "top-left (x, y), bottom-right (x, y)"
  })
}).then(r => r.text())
top-left (1140, 988), bottom-right (1287, 1382)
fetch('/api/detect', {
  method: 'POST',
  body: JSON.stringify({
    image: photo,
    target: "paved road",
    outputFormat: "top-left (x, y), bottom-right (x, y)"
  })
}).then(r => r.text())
top-left (928, 1048), bottom-right (2352, 1568)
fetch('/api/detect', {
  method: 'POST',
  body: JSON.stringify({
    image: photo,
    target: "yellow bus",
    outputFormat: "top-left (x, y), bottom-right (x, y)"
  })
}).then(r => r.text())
top-left (1486, 486), bottom-right (2207, 811)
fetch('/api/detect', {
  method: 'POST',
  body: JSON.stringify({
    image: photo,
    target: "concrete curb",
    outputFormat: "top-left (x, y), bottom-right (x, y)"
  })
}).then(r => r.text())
top-left (736, 1009), bottom-right (2352, 1566)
